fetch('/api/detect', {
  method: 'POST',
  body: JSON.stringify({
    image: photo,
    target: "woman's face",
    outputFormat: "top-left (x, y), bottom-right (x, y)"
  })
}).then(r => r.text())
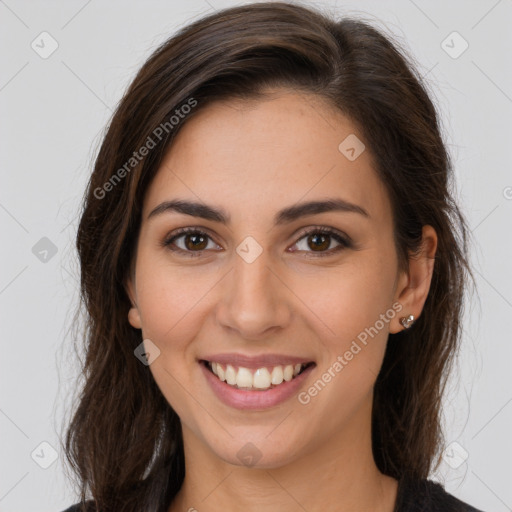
top-left (127, 89), bottom-right (411, 468)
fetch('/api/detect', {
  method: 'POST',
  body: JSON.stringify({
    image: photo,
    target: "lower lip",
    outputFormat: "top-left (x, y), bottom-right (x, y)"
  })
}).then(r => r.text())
top-left (200, 361), bottom-right (315, 410)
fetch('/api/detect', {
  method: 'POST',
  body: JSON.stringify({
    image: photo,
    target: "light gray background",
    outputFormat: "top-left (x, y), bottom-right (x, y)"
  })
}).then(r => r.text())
top-left (1, 0), bottom-right (511, 511)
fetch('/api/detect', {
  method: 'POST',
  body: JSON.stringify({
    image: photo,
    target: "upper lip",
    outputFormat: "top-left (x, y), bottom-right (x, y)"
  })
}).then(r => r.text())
top-left (200, 353), bottom-right (315, 369)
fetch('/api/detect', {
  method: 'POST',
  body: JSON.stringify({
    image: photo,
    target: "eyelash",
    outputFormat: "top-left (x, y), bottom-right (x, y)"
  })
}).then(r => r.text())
top-left (161, 226), bottom-right (352, 259)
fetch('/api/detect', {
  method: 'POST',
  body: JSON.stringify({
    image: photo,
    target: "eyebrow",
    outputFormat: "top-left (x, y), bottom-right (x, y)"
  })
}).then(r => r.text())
top-left (147, 197), bottom-right (370, 225)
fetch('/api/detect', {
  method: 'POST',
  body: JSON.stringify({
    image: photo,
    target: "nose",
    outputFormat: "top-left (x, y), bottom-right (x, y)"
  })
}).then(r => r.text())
top-left (215, 246), bottom-right (292, 340)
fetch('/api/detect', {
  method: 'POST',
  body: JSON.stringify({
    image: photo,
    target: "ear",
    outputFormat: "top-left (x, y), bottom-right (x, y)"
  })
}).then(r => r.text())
top-left (390, 225), bottom-right (438, 334)
top-left (125, 274), bottom-right (142, 330)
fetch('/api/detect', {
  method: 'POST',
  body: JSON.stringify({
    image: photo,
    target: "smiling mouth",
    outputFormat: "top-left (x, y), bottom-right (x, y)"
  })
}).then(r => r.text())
top-left (201, 360), bottom-right (315, 391)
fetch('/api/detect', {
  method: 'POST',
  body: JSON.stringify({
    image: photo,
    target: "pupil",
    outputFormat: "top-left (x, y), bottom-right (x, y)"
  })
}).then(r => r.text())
top-left (186, 234), bottom-right (207, 250)
top-left (309, 233), bottom-right (329, 251)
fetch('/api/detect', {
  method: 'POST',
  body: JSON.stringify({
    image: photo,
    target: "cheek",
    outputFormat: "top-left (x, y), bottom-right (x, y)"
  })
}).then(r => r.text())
top-left (297, 252), bottom-right (395, 339)
top-left (296, 263), bottom-right (395, 428)
top-left (134, 261), bottom-right (212, 420)
top-left (298, 254), bottom-right (397, 406)
top-left (135, 254), bottom-right (216, 345)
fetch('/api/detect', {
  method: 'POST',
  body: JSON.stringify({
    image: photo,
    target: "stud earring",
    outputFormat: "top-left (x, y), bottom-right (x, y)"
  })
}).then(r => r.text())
top-left (400, 315), bottom-right (415, 329)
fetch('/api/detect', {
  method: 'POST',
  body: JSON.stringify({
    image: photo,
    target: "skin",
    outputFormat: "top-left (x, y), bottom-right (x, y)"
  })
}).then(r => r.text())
top-left (126, 89), bottom-right (437, 512)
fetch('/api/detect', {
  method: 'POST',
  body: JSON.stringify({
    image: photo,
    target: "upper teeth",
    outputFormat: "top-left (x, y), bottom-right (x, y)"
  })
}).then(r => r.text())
top-left (209, 362), bottom-right (306, 390)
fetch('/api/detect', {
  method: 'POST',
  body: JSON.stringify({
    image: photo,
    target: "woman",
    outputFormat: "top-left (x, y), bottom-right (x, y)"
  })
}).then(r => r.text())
top-left (62, 2), bottom-right (483, 511)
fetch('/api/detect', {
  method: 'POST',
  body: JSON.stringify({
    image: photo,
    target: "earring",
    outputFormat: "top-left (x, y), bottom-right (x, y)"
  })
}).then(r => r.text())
top-left (400, 314), bottom-right (415, 329)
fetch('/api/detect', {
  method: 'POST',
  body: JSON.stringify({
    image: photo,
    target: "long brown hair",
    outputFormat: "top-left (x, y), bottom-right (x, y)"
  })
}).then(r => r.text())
top-left (63, 2), bottom-right (476, 510)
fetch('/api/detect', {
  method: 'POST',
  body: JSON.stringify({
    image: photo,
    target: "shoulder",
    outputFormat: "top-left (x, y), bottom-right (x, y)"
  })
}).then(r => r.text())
top-left (395, 475), bottom-right (484, 512)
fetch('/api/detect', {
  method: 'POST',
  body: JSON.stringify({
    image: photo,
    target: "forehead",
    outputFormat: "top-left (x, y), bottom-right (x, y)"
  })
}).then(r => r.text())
top-left (143, 90), bottom-right (392, 225)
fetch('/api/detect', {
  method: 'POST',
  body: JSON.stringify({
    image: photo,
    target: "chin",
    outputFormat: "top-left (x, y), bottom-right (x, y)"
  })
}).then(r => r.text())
top-left (209, 435), bottom-right (304, 470)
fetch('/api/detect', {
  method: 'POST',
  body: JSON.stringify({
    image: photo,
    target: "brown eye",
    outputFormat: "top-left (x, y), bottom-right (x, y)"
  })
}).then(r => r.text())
top-left (183, 232), bottom-right (208, 251)
top-left (163, 228), bottom-right (219, 256)
top-left (291, 227), bottom-right (351, 257)
top-left (306, 232), bottom-right (331, 252)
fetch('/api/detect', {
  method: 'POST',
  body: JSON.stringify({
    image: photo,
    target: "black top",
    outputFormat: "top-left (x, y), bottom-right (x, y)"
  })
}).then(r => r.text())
top-left (61, 476), bottom-right (484, 511)
top-left (393, 475), bottom-right (483, 511)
